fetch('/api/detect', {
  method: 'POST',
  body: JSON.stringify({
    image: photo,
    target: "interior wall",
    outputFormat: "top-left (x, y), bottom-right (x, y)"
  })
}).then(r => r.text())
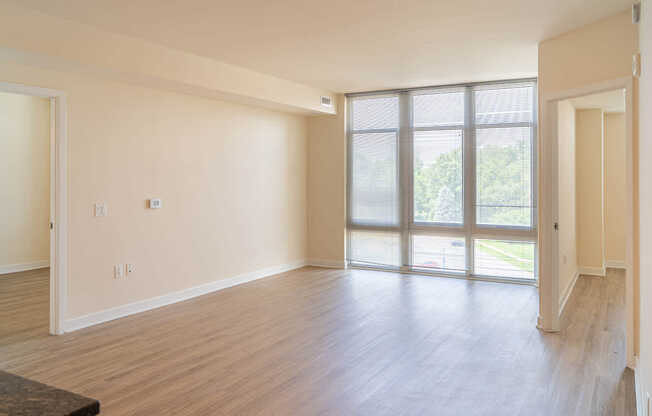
top-left (575, 109), bottom-right (605, 272)
top-left (557, 100), bottom-right (578, 300)
top-left (637, 0), bottom-right (651, 406)
top-left (0, 60), bottom-right (309, 319)
top-left (538, 10), bottom-right (637, 95)
top-left (0, 91), bottom-right (50, 271)
top-left (604, 112), bottom-right (627, 265)
top-left (307, 96), bottom-right (347, 266)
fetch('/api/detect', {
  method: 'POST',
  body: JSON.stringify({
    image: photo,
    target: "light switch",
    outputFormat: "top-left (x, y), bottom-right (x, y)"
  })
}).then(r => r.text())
top-left (94, 202), bottom-right (107, 217)
top-left (114, 264), bottom-right (124, 279)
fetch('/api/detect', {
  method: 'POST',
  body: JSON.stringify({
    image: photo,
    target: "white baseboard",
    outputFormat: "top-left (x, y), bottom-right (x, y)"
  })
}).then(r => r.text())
top-left (578, 266), bottom-right (606, 277)
top-left (559, 271), bottom-right (580, 317)
top-left (0, 260), bottom-right (49, 275)
top-left (63, 259), bottom-right (307, 332)
top-left (606, 260), bottom-right (627, 269)
top-left (307, 259), bottom-right (346, 269)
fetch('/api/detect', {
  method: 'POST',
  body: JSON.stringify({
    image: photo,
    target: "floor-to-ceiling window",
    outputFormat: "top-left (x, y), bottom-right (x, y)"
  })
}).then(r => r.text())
top-left (347, 79), bottom-right (537, 282)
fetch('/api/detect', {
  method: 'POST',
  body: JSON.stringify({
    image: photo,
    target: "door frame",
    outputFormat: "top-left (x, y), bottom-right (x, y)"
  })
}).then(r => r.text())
top-left (539, 76), bottom-right (635, 368)
top-left (0, 81), bottom-right (68, 335)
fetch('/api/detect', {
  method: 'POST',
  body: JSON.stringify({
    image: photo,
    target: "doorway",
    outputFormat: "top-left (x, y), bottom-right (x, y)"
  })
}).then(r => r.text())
top-left (0, 81), bottom-right (67, 336)
top-left (556, 89), bottom-right (627, 294)
top-left (539, 77), bottom-right (635, 368)
top-left (0, 91), bottom-right (50, 341)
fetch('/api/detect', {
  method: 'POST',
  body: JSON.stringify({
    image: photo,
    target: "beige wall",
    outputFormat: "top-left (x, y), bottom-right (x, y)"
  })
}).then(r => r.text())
top-left (575, 109), bottom-right (604, 271)
top-left (0, 2), bottom-right (328, 319)
top-left (557, 100), bottom-right (577, 299)
top-left (307, 96), bottom-right (347, 266)
top-left (0, 60), bottom-right (308, 319)
top-left (0, 92), bottom-right (49, 270)
top-left (538, 10), bottom-right (637, 97)
top-left (604, 112), bottom-right (626, 264)
top-left (638, 0), bottom-right (652, 404)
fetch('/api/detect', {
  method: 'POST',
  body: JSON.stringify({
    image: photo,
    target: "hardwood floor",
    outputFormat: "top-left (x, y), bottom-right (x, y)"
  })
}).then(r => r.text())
top-left (0, 268), bottom-right (49, 346)
top-left (0, 267), bottom-right (635, 415)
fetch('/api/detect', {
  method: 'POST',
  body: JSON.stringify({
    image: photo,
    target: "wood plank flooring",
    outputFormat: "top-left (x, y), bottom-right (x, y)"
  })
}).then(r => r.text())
top-left (0, 268), bottom-right (49, 346)
top-left (0, 267), bottom-right (635, 415)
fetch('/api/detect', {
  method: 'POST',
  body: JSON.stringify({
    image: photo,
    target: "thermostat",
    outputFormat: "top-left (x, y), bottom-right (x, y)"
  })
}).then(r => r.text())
top-left (148, 198), bottom-right (162, 209)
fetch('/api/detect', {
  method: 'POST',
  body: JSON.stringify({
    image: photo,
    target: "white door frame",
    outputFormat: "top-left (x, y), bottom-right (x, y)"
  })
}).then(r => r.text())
top-left (539, 76), bottom-right (635, 368)
top-left (0, 81), bottom-right (68, 335)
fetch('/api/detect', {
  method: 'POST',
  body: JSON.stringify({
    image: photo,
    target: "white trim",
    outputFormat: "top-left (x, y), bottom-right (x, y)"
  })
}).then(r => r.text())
top-left (0, 261), bottom-right (49, 275)
top-left (49, 96), bottom-right (56, 335)
top-left (539, 95), bottom-right (560, 332)
top-left (540, 77), bottom-right (633, 103)
top-left (623, 75), bottom-right (636, 369)
top-left (635, 356), bottom-right (642, 416)
top-left (578, 266), bottom-right (606, 277)
top-left (0, 81), bottom-right (64, 98)
top-left (558, 271), bottom-right (580, 317)
top-left (606, 260), bottom-right (627, 269)
top-left (600, 111), bottom-right (607, 281)
top-left (0, 81), bottom-right (67, 336)
top-left (63, 260), bottom-right (307, 332)
top-left (53, 94), bottom-right (68, 336)
top-left (307, 259), bottom-right (346, 269)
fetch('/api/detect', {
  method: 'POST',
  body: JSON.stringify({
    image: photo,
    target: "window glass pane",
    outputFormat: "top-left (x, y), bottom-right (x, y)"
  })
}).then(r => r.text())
top-left (351, 96), bottom-right (399, 130)
top-left (349, 231), bottom-right (401, 267)
top-left (351, 132), bottom-right (398, 225)
top-left (413, 130), bottom-right (463, 224)
top-left (474, 86), bottom-right (533, 124)
top-left (413, 92), bottom-right (464, 127)
top-left (476, 127), bottom-right (532, 227)
top-left (412, 235), bottom-right (465, 272)
top-left (474, 239), bottom-right (535, 279)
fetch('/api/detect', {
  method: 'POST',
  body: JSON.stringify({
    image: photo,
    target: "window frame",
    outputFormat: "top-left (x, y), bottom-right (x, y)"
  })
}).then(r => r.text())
top-left (346, 79), bottom-right (538, 283)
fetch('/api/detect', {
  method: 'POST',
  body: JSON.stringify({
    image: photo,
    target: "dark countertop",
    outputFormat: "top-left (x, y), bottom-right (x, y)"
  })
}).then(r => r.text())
top-left (0, 371), bottom-right (99, 416)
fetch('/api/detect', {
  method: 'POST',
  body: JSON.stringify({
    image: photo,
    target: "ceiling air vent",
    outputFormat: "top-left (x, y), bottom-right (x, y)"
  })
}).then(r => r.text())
top-left (321, 96), bottom-right (332, 107)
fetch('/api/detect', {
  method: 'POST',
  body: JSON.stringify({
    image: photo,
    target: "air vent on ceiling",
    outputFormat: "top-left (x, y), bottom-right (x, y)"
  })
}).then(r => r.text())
top-left (321, 96), bottom-right (332, 107)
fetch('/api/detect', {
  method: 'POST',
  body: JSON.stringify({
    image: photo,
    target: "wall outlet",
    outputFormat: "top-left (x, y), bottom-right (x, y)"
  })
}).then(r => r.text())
top-left (148, 198), bottom-right (162, 209)
top-left (94, 202), bottom-right (107, 217)
top-left (114, 264), bottom-right (124, 279)
top-left (126, 263), bottom-right (135, 274)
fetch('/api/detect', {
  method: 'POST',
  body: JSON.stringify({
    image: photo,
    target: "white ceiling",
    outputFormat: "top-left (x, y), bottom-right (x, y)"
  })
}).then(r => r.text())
top-left (6, 0), bottom-right (631, 93)
top-left (569, 89), bottom-right (626, 112)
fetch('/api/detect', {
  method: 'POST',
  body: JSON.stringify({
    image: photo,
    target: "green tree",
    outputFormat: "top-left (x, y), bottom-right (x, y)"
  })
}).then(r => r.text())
top-left (414, 141), bottom-right (530, 226)
top-left (476, 142), bottom-right (531, 226)
top-left (436, 185), bottom-right (459, 223)
top-left (414, 148), bottom-right (463, 223)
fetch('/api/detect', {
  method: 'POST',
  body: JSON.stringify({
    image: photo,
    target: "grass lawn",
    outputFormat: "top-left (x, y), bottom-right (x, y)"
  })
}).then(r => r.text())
top-left (476, 240), bottom-right (534, 272)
